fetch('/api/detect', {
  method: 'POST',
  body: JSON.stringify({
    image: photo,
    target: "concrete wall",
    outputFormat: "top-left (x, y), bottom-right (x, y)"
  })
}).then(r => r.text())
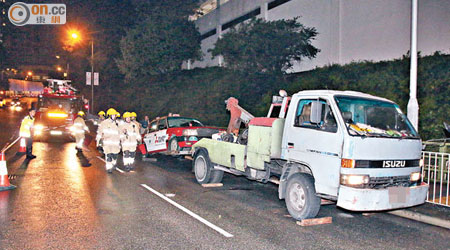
top-left (190, 0), bottom-right (450, 72)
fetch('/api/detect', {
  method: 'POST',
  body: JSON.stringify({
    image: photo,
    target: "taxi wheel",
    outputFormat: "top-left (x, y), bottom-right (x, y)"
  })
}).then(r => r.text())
top-left (168, 138), bottom-right (179, 154)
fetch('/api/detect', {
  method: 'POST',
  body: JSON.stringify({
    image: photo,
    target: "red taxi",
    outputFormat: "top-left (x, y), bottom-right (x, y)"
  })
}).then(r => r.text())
top-left (142, 114), bottom-right (223, 156)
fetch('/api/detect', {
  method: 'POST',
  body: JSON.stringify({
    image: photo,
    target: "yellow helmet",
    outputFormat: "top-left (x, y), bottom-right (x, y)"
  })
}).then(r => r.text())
top-left (106, 108), bottom-right (118, 116)
top-left (78, 111), bottom-right (85, 116)
top-left (98, 111), bottom-right (105, 116)
top-left (131, 112), bottom-right (137, 117)
top-left (123, 112), bottom-right (132, 118)
top-left (116, 113), bottom-right (121, 118)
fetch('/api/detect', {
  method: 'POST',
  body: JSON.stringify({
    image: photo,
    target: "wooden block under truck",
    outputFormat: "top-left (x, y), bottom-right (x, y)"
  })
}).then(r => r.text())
top-left (191, 90), bottom-right (428, 220)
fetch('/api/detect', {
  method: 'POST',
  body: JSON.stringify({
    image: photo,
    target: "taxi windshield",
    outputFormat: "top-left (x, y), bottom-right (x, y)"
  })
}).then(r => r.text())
top-left (335, 96), bottom-right (419, 139)
top-left (168, 117), bottom-right (204, 128)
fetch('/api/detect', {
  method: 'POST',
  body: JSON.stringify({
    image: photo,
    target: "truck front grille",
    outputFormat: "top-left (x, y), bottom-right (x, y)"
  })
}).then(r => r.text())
top-left (367, 175), bottom-right (411, 189)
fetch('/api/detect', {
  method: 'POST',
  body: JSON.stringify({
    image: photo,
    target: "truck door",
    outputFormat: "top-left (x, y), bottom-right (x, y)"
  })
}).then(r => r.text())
top-left (286, 97), bottom-right (342, 197)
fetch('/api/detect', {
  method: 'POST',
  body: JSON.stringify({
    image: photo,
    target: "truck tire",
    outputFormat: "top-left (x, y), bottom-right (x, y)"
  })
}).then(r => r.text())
top-left (194, 150), bottom-right (212, 184)
top-left (285, 173), bottom-right (320, 220)
top-left (209, 168), bottom-right (224, 183)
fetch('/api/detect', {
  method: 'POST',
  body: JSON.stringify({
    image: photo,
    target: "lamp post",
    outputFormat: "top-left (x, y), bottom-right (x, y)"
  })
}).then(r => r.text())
top-left (69, 30), bottom-right (95, 113)
top-left (407, 0), bottom-right (419, 130)
top-left (90, 39), bottom-right (94, 113)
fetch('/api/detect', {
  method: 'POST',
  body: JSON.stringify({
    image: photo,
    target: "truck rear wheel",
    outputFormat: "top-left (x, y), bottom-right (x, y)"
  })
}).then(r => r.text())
top-left (209, 168), bottom-right (224, 183)
top-left (285, 173), bottom-right (320, 220)
top-left (194, 150), bottom-right (212, 184)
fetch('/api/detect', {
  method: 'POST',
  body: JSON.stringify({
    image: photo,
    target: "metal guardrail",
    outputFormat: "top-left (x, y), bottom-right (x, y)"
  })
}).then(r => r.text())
top-left (421, 151), bottom-right (450, 207)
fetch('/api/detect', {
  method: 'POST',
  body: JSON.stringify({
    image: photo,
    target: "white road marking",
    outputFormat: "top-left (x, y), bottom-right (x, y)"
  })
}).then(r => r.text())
top-left (96, 156), bottom-right (124, 173)
top-left (140, 184), bottom-right (234, 238)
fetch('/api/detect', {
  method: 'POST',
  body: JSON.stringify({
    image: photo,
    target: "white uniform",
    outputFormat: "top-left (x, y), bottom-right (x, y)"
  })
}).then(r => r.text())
top-left (119, 121), bottom-right (141, 169)
top-left (73, 116), bottom-right (89, 150)
top-left (97, 118), bottom-right (121, 171)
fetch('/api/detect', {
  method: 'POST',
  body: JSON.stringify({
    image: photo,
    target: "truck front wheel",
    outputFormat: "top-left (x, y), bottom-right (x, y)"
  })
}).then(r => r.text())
top-left (285, 173), bottom-right (320, 220)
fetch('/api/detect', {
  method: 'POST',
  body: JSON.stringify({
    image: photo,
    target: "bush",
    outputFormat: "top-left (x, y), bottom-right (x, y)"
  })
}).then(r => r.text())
top-left (122, 52), bottom-right (449, 140)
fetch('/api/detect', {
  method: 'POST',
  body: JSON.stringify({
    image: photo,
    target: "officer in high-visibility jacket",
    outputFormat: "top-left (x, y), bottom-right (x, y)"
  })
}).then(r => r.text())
top-left (120, 112), bottom-right (141, 171)
top-left (73, 111), bottom-right (89, 153)
top-left (19, 107), bottom-right (36, 159)
top-left (96, 108), bottom-right (121, 173)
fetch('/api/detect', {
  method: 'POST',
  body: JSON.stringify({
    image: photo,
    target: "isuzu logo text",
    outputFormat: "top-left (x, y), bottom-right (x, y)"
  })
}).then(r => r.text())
top-left (383, 160), bottom-right (406, 168)
top-left (8, 2), bottom-right (66, 26)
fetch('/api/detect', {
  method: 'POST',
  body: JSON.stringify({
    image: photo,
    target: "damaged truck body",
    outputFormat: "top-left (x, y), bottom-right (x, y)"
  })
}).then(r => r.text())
top-left (192, 90), bottom-right (428, 220)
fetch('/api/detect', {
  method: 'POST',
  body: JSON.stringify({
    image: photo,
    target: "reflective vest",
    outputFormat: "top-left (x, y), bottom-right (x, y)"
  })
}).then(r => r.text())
top-left (19, 115), bottom-right (35, 138)
top-left (73, 116), bottom-right (89, 135)
top-left (119, 121), bottom-right (142, 151)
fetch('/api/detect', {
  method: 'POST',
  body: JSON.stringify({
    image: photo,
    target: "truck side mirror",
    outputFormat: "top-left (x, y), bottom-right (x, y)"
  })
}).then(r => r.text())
top-left (310, 101), bottom-right (322, 124)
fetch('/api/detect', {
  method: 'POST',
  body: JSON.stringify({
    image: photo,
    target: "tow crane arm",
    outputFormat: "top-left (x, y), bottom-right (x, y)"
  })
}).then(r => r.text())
top-left (225, 97), bottom-right (254, 136)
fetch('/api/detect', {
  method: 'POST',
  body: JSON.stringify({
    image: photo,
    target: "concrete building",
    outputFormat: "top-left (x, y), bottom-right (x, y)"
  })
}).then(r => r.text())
top-left (188, 0), bottom-right (450, 72)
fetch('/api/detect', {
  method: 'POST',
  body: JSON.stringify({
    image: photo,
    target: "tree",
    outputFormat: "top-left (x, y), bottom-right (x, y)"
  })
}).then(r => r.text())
top-left (117, 11), bottom-right (202, 81)
top-left (210, 17), bottom-right (319, 74)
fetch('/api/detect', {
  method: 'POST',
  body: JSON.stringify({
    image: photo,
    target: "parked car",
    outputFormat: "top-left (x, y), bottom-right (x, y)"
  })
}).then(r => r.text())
top-left (142, 114), bottom-right (223, 156)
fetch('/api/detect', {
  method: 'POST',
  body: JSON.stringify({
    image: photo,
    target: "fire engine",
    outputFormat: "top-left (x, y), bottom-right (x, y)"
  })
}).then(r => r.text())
top-left (33, 79), bottom-right (85, 140)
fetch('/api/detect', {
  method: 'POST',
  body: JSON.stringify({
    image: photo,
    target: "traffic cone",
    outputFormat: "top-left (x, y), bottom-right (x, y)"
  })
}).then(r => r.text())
top-left (18, 138), bottom-right (26, 154)
top-left (0, 153), bottom-right (16, 191)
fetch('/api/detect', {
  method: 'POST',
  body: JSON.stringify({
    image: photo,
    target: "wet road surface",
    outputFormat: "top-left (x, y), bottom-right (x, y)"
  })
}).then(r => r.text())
top-left (0, 107), bottom-right (449, 249)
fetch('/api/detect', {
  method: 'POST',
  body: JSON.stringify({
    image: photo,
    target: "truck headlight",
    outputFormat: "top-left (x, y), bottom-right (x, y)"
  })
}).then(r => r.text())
top-left (340, 174), bottom-right (369, 186)
top-left (410, 172), bottom-right (421, 182)
top-left (183, 129), bottom-right (198, 136)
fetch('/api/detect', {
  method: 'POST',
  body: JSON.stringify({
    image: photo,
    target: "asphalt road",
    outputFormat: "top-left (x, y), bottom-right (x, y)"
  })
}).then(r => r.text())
top-left (0, 106), bottom-right (449, 250)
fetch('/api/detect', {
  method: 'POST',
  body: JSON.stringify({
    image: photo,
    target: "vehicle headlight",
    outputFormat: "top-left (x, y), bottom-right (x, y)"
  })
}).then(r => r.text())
top-left (183, 129), bottom-right (198, 136)
top-left (48, 112), bottom-right (68, 118)
top-left (410, 172), bottom-right (421, 182)
top-left (340, 174), bottom-right (369, 186)
top-left (15, 106), bottom-right (22, 111)
top-left (35, 124), bottom-right (44, 131)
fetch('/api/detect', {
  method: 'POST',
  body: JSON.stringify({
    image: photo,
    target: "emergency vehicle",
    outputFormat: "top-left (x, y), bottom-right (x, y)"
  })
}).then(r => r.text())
top-left (33, 79), bottom-right (85, 140)
top-left (142, 114), bottom-right (223, 156)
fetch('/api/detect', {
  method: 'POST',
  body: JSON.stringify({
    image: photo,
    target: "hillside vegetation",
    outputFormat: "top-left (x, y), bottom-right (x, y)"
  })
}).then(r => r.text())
top-left (108, 52), bottom-right (449, 140)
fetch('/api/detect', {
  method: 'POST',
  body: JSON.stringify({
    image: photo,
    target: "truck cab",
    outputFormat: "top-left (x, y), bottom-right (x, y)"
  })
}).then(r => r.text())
top-left (192, 90), bottom-right (428, 220)
top-left (281, 90), bottom-right (426, 212)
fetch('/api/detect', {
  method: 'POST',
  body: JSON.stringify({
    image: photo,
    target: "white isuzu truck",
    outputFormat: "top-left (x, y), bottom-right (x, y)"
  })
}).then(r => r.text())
top-left (192, 90), bottom-right (428, 220)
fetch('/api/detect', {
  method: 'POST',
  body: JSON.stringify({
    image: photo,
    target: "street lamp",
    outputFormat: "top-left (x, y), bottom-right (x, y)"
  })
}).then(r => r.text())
top-left (68, 30), bottom-right (95, 113)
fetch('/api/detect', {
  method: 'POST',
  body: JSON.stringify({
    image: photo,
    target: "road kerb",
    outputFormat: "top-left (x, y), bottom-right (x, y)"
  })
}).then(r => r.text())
top-left (387, 210), bottom-right (450, 229)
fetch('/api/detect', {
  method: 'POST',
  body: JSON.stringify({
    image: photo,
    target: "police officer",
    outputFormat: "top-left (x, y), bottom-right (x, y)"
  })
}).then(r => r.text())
top-left (73, 111), bottom-right (89, 153)
top-left (96, 108), bottom-right (121, 173)
top-left (19, 107), bottom-right (36, 159)
top-left (120, 112), bottom-right (141, 171)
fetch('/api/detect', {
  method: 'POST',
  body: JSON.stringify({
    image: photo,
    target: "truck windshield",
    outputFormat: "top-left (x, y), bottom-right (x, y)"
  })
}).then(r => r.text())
top-left (38, 97), bottom-right (78, 113)
top-left (335, 96), bottom-right (419, 139)
top-left (168, 117), bottom-right (204, 128)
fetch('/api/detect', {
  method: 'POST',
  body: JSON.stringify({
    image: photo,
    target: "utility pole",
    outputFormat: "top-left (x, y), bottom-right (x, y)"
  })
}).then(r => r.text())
top-left (407, 0), bottom-right (419, 130)
top-left (91, 40), bottom-right (94, 113)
